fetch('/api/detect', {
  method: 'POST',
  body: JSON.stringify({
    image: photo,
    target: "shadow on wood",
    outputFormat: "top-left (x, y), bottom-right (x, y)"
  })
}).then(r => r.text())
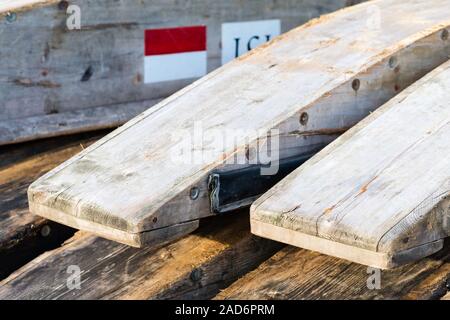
top-left (0, 211), bottom-right (282, 300)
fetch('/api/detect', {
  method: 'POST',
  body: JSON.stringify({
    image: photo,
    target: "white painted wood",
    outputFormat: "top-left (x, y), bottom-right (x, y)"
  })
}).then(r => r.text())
top-left (29, 0), bottom-right (450, 247)
top-left (251, 60), bottom-right (450, 269)
top-left (144, 52), bottom-right (207, 84)
top-left (221, 19), bottom-right (281, 64)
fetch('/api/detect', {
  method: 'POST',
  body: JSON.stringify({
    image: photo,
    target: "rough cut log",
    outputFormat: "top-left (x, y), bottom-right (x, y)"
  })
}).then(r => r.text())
top-left (0, 211), bottom-right (282, 300)
top-left (0, 132), bottom-right (106, 280)
top-left (0, 0), bottom-right (358, 145)
top-left (28, 0), bottom-right (450, 247)
top-left (215, 241), bottom-right (450, 300)
top-left (251, 59), bottom-right (450, 269)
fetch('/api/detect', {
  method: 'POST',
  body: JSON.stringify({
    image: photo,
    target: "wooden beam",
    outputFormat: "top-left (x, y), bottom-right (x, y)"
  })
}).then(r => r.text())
top-left (0, 100), bottom-right (159, 146)
top-left (214, 242), bottom-right (450, 300)
top-left (0, 131), bottom-right (106, 279)
top-left (28, 0), bottom-right (450, 247)
top-left (251, 60), bottom-right (450, 269)
top-left (0, 211), bottom-right (282, 300)
top-left (0, 0), bottom-right (357, 145)
top-left (0, 0), bottom-right (56, 14)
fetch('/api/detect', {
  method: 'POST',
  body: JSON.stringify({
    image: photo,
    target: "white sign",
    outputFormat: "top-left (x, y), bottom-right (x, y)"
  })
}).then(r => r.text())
top-left (144, 26), bottom-right (207, 84)
top-left (221, 19), bottom-right (281, 65)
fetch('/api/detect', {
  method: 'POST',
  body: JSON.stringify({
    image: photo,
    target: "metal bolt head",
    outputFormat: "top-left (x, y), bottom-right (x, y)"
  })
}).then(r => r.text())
top-left (5, 12), bottom-right (17, 23)
top-left (190, 187), bottom-right (200, 200)
top-left (388, 56), bottom-right (398, 69)
top-left (40, 225), bottom-right (51, 237)
top-left (299, 112), bottom-right (309, 126)
top-left (352, 79), bottom-right (361, 92)
top-left (441, 29), bottom-right (449, 41)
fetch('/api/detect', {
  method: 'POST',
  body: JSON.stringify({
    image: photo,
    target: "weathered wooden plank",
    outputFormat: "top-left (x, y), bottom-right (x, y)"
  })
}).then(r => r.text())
top-left (215, 241), bottom-right (450, 300)
top-left (0, 131), bottom-right (107, 280)
top-left (0, 99), bottom-right (160, 145)
top-left (0, 211), bottom-right (282, 300)
top-left (251, 59), bottom-right (450, 269)
top-left (28, 0), bottom-right (450, 247)
top-left (0, 0), bottom-right (358, 145)
top-left (0, 0), bottom-right (56, 13)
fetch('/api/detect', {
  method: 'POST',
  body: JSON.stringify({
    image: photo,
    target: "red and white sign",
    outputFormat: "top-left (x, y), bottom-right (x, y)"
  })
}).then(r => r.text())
top-left (144, 26), bottom-right (207, 84)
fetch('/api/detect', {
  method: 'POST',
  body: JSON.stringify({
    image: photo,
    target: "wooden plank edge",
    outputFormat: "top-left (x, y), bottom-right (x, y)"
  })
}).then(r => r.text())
top-left (29, 201), bottom-right (199, 248)
top-left (251, 219), bottom-right (444, 270)
top-left (0, 99), bottom-right (161, 146)
top-left (0, 0), bottom-right (57, 14)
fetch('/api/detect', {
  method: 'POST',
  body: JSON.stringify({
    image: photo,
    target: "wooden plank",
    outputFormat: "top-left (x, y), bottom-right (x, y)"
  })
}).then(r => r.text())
top-left (0, 129), bottom-right (109, 169)
top-left (0, 131), bottom-right (107, 280)
top-left (0, 0), bottom-right (56, 13)
top-left (28, 0), bottom-right (450, 247)
top-left (0, 0), bottom-right (358, 145)
top-left (0, 211), bottom-right (282, 300)
top-left (215, 242), bottom-right (450, 300)
top-left (252, 60), bottom-right (450, 269)
top-left (0, 99), bottom-right (160, 145)
top-left (402, 254), bottom-right (450, 300)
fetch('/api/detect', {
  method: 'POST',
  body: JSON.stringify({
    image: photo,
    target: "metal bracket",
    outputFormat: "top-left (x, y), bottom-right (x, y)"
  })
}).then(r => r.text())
top-left (208, 151), bottom-right (318, 214)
